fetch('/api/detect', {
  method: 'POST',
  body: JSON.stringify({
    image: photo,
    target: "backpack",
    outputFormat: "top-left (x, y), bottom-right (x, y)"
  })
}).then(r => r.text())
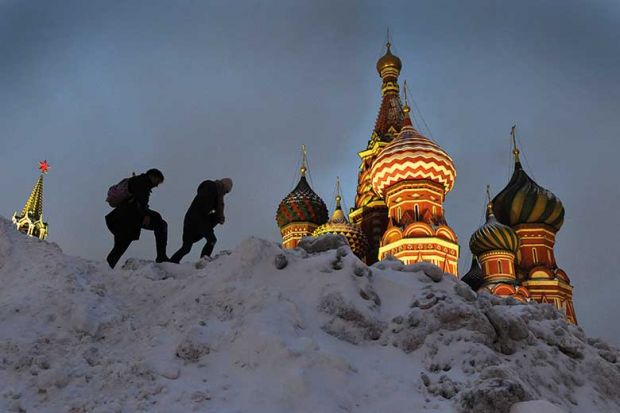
top-left (106, 178), bottom-right (132, 207)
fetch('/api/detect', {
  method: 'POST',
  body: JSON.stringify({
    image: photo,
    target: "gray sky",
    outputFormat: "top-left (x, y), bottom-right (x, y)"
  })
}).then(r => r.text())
top-left (1, 0), bottom-right (619, 344)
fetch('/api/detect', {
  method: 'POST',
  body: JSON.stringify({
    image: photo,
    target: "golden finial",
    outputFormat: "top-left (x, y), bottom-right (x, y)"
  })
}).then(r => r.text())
top-left (386, 26), bottom-right (391, 49)
top-left (335, 177), bottom-right (342, 209)
top-left (511, 125), bottom-right (520, 163)
top-left (402, 80), bottom-right (411, 114)
top-left (485, 184), bottom-right (494, 216)
top-left (300, 144), bottom-right (308, 176)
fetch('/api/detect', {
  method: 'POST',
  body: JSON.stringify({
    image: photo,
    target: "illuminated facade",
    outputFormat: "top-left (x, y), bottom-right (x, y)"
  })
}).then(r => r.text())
top-left (274, 42), bottom-right (576, 322)
top-left (463, 190), bottom-right (530, 302)
top-left (489, 130), bottom-right (576, 323)
top-left (13, 161), bottom-right (49, 240)
top-left (349, 43), bottom-right (459, 275)
top-left (349, 42), bottom-right (404, 264)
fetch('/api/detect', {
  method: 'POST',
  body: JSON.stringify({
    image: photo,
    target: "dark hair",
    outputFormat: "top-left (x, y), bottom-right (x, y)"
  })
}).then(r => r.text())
top-left (146, 168), bottom-right (164, 182)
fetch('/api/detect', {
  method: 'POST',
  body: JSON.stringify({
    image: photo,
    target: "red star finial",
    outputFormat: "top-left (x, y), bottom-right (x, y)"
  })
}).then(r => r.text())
top-left (39, 160), bottom-right (49, 174)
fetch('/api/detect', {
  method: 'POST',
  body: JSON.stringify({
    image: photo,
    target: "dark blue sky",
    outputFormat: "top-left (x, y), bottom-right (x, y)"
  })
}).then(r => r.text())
top-left (1, 0), bottom-right (619, 343)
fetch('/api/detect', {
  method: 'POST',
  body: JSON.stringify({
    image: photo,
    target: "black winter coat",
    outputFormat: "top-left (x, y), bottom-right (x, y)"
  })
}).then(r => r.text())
top-left (183, 180), bottom-right (221, 237)
top-left (105, 174), bottom-right (153, 240)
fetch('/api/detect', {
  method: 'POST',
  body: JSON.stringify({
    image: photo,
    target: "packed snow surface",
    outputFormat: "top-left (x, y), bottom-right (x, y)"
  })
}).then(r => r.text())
top-left (0, 218), bottom-right (619, 413)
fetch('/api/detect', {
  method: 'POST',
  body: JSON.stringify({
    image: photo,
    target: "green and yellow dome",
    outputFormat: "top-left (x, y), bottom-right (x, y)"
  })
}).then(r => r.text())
top-left (470, 203), bottom-right (519, 256)
top-left (492, 160), bottom-right (564, 231)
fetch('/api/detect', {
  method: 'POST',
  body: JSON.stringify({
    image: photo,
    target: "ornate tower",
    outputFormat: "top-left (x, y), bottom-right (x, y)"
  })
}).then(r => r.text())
top-left (465, 187), bottom-right (530, 301)
top-left (13, 161), bottom-right (49, 240)
top-left (313, 178), bottom-right (369, 261)
top-left (369, 98), bottom-right (459, 275)
top-left (492, 127), bottom-right (576, 323)
top-left (276, 147), bottom-right (328, 249)
top-left (349, 41), bottom-right (404, 264)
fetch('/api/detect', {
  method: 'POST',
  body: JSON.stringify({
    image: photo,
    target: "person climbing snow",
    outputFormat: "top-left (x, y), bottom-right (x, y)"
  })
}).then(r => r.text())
top-left (170, 178), bottom-right (233, 263)
top-left (105, 168), bottom-right (169, 268)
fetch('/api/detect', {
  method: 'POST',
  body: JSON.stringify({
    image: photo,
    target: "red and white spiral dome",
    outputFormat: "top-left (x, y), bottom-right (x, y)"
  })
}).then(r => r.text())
top-left (370, 120), bottom-right (456, 197)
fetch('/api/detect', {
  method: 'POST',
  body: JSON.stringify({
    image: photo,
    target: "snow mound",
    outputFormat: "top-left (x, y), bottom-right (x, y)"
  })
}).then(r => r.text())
top-left (0, 217), bottom-right (619, 413)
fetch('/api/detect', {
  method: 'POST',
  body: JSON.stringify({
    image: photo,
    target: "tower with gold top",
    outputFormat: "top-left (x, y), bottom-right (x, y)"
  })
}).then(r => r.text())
top-left (13, 161), bottom-right (50, 240)
top-left (313, 178), bottom-right (369, 261)
top-left (276, 147), bottom-right (328, 249)
top-left (368, 86), bottom-right (459, 274)
top-left (349, 42), bottom-right (405, 264)
top-left (463, 186), bottom-right (531, 302)
top-left (490, 127), bottom-right (576, 322)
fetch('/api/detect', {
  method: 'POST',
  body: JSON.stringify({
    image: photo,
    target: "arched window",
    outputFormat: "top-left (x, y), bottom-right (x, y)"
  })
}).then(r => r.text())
top-left (498, 260), bottom-right (503, 274)
top-left (414, 204), bottom-right (420, 221)
top-left (532, 248), bottom-right (538, 264)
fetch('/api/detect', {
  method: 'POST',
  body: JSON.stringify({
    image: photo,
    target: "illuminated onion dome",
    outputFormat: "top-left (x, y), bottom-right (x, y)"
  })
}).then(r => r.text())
top-left (370, 110), bottom-right (456, 197)
top-left (461, 257), bottom-right (484, 291)
top-left (470, 203), bottom-right (519, 256)
top-left (376, 42), bottom-right (402, 74)
top-left (276, 175), bottom-right (328, 228)
top-left (313, 187), bottom-right (369, 259)
top-left (492, 157), bottom-right (564, 232)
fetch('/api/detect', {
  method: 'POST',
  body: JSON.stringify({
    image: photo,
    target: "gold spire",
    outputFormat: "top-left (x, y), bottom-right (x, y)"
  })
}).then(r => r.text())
top-left (335, 176), bottom-right (342, 210)
top-left (511, 125), bottom-right (520, 163)
top-left (13, 161), bottom-right (49, 240)
top-left (300, 144), bottom-right (308, 176)
top-left (21, 175), bottom-right (45, 219)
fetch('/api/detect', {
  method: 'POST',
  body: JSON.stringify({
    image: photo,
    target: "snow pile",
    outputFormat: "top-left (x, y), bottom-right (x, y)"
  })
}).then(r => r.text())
top-left (0, 218), bottom-right (619, 413)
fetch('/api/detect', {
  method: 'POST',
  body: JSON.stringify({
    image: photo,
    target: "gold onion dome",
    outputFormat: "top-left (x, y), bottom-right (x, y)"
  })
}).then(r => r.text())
top-left (376, 42), bottom-right (402, 74)
top-left (469, 202), bottom-right (519, 256)
top-left (370, 111), bottom-right (456, 197)
top-left (276, 175), bottom-right (328, 228)
top-left (313, 190), bottom-right (368, 259)
top-left (492, 160), bottom-right (565, 231)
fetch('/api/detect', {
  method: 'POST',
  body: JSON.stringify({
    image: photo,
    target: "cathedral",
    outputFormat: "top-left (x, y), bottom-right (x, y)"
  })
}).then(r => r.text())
top-left (275, 42), bottom-right (576, 324)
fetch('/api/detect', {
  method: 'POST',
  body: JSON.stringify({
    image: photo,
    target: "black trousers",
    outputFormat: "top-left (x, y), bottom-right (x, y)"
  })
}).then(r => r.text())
top-left (170, 227), bottom-right (217, 264)
top-left (106, 210), bottom-right (168, 268)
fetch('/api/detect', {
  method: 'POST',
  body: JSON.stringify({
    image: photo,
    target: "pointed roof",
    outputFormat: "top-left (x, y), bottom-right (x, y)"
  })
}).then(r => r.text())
top-left (313, 178), bottom-right (368, 259)
top-left (371, 42), bottom-right (404, 143)
top-left (18, 161), bottom-right (48, 222)
top-left (461, 257), bottom-right (484, 291)
top-left (13, 161), bottom-right (49, 240)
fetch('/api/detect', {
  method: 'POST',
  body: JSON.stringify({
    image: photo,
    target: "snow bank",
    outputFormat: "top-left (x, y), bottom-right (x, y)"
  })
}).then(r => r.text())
top-left (0, 218), bottom-right (619, 413)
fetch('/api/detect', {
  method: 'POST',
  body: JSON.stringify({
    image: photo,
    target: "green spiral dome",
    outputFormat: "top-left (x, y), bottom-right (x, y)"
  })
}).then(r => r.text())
top-left (492, 161), bottom-right (564, 231)
top-left (469, 205), bottom-right (519, 256)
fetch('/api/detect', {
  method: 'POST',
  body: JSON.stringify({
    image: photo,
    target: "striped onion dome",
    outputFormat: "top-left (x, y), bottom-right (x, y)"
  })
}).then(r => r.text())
top-left (313, 194), bottom-right (368, 259)
top-left (492, 160), bottom-right (564, 231)
top-left (470, 203), bottom-right (519, 256)
top-left (370, 112), bottom-right (456, 197)
top-left (276, 175), bottom-right (328, 228)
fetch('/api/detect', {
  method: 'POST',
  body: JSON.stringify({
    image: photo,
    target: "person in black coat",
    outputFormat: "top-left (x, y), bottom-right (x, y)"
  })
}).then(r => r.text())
top-left (105, 168), bottom-right (168, 268)
top-left (170, 178), bottom-right (233, 263)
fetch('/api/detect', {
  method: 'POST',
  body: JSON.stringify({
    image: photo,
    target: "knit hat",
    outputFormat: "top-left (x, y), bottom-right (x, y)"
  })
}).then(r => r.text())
top-left (220, 178), bottom-right (233, 193)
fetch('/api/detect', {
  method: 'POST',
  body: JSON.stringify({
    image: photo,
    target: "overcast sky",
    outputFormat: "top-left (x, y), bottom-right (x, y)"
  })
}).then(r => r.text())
top-left (1, 0), bottom-right (618, 344)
